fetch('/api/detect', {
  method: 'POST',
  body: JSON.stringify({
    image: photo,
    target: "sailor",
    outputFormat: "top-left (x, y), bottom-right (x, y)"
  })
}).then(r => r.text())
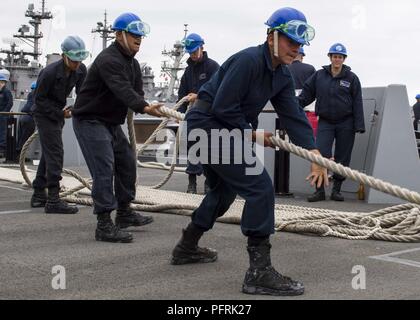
top-left (30, 36), bottom-right (88, 214)
top-left (170, 7), bottom-right (328, 296)
top-left (288, 46), bottom-right (318, 135)
top-left (178, 33), bottom-right (220, 194)
top-left (299, 43), bottom-right (365, 202)
top-left (288, 46), bottom-right (316, 90)
top-left (412, 94), bottom-right (420, 131)
top-left (16, 81), bottom-right (37, 159)
top-left (72, 13), bottom-right (164, 243)
top-left (0, 73), bottom-right (13, 158)
top-left (0, 69), bottom-right (11, 83)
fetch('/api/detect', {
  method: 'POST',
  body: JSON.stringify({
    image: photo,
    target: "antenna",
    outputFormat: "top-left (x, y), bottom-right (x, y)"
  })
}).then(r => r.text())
top-left (92, 10), bottom-right (115, 50)
top-left (11, 0), bottom-right (53, 60)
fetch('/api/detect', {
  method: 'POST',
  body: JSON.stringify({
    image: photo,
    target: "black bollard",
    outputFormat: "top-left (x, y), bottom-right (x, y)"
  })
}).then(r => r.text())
top-left (274, 119), bottom-right (294, 197)
top-left (5, 116), bottom-right (17, 163)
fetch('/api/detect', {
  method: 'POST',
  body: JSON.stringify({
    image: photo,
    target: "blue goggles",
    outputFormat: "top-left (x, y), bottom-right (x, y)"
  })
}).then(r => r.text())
top-left (182, 38), bottom-right (202, 47)
top-left (270, 20), bottom-right (315, 45)
top-left (125, 21), bottom-right (150, 37)
top-left (182, 39), bottom-right (204, 53)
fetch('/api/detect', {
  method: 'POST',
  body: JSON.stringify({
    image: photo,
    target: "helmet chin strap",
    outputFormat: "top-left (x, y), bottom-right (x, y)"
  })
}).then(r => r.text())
top-left (63, 55), bottom-right (72, 70)
top-left (122, 31), bottom-right (133, 56)
top-left (273, 30), bottom-right (279, 58)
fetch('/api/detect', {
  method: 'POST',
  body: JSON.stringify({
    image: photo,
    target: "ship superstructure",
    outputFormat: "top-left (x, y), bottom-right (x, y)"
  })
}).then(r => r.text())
top-left (0, 1), bottom-right (52, 99)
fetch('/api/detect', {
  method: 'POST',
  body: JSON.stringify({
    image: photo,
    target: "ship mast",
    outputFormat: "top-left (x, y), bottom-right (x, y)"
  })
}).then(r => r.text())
top-left (92, 11), bottom-right (115, 50)
top-left (160, 24), bottom-right (188, 102)
top-left (12, 1), bottom-right (53, 62)
top-left (0, 1), bottom-right (53, 98)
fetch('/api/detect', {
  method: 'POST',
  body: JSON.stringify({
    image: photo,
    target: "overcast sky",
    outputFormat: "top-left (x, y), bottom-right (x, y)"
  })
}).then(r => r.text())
top-left (1, 0), bottom-right (419, 103)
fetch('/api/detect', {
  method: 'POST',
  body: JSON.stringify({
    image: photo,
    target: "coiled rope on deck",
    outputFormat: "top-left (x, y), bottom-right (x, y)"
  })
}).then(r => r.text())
top-left (6, 104), bottom-right (420, 242)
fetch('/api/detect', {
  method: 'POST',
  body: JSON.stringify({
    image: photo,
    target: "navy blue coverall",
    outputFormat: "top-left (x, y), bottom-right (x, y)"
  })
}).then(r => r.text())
top-left (288, 60), bottom-right (316, 90)
top-left (31, 59), bottom-right (87, 190)
top-left (299, 65), bottom-right (365, 182)
top-left (178, 51), bottom-right (219, 176)
top-left (185, 42), bottom-right (316, 237)
top-left (0, 85), bottom-right (13, 154)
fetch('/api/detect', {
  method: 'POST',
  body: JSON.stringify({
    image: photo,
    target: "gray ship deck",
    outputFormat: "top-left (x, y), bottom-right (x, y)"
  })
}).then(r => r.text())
top-left (1, 163), bottom-right (419, 300)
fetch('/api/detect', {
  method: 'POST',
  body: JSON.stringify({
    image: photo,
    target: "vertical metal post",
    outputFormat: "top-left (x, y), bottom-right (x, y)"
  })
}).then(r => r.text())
top-left (5, 116), bottom-right (17, 163)
top-left (274, 118), bottom-right (294, 197)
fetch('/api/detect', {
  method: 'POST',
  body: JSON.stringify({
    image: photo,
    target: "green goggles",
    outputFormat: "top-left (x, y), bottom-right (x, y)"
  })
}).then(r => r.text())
top-left (270, 20), bottom-right (315, 45)
top-left (63, 49), bottom-right (90, 62)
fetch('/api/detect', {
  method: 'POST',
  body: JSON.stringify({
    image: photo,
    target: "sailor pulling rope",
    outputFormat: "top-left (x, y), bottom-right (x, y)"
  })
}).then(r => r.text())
top-left (11, 100), bottom-right (420, 243)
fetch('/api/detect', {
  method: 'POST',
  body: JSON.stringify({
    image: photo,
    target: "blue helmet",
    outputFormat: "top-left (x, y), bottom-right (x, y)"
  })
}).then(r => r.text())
top-left (31, 81), bottom-right (37, 90)
top-left (328, 43), bottom-right (347, 57)
top-left (265, 7), bottom-right (315, 46)
top-left (416, 94), bottom-right (420, 100)
top-left (112, 13), bottom-right (150, 37)
top-left (0, 69), bottom-right (10, 81)
top-left (182, 33), bottom-right (205, 54)
top-left (0, 74), bottom-right (8, 82)
top-left (61, 36), bottom-right (89, 62)
top-left (299, 47), bottom-right (305, 56)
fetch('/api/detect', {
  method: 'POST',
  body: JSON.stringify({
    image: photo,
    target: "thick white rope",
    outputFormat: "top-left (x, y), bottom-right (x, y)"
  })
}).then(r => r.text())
top-left (270, 137), bottom-right (420, 206)
top-left (5, 104), bottom-right (420, 242)
top-left (131, 97), bottom-right (190, 189)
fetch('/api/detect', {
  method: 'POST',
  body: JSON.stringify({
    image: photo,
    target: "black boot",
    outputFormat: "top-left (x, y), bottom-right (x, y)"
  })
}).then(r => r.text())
top-left (307, 187), bottom-right (326, 203)
top-left (31, 188), bottom-right (47, 208)
top-left (95, 212), bottom-right (133, 243)
top-left (115, 205), bottom-right (154, 229)
top-left (187, 174), bottom-right (197, 194)
top-left (171, 223), bottom-right (217, 265)
top-left (44, 187), bottom-right (79, 214)
top-left (242, 238), bottom-right (304, 296)
top-left (330, 180), bottom-right (344, 202)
